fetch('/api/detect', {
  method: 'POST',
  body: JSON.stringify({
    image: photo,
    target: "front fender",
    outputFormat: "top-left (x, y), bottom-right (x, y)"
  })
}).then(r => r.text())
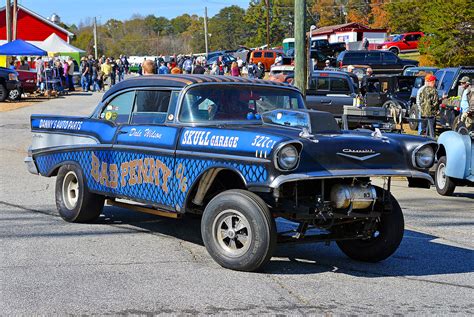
top-left (438, 131), bottom-right (472, 179)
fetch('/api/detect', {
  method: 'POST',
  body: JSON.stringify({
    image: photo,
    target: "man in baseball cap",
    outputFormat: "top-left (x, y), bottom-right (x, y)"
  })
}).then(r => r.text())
top-left (459, 76), bottom-right (472, 129)
top-left (416, 74), bottom-right (439, 136)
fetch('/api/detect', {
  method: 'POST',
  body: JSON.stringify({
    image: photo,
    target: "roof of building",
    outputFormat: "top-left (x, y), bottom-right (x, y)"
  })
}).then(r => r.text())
top-left (102, 74), bottom-right (296, 101)
top-left (0, 4), bottom-right (74, 37)
top-left (311, 22), bottom-right (386, 35)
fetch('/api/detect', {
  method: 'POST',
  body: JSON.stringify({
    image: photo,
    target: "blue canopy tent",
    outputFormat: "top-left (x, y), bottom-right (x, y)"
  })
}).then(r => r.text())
top-left (0, 39), bottom-right (47, 56)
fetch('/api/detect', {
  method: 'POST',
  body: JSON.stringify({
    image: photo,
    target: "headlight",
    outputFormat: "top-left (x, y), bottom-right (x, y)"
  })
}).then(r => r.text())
top-left (8, 73), bottom-right (18, 81)
top-left (382, 45), bottom-right (388, 49)
top-left (413, 145), bottom-right (434, 168)
top-left (276, 144), bottom-right (299, 170)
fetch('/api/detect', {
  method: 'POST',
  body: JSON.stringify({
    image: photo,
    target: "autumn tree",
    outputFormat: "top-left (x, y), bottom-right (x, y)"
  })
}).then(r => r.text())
top-left (369, 0), bottom-right (389, 29)
top-left (346, 0), bottom-right (370, 25)
top-left (312, 0), bottom-right (347, 27)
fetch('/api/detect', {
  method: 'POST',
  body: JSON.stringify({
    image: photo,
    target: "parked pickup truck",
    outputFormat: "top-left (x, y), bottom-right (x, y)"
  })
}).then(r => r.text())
top-left (305, 71), bottom-right (359, 117)
top-left (311, 39), bottom-right (346, 57)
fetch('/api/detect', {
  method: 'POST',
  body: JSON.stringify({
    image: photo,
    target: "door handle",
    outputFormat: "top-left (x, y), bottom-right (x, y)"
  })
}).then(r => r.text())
top-left (118, 130), bottom-right (128, 134)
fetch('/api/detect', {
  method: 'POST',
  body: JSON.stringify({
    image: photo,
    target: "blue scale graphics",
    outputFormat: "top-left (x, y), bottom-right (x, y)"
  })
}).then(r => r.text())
top-left (35, 150), bottom-right (268, 210)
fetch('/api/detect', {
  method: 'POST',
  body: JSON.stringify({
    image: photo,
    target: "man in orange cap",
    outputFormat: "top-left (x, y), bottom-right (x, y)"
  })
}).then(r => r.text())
top-left (416, 74), bottom-right (439, 137)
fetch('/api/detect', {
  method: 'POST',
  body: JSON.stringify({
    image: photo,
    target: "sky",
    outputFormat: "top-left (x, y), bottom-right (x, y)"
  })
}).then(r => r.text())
top-left (18, 0), bottom-right (250, 26)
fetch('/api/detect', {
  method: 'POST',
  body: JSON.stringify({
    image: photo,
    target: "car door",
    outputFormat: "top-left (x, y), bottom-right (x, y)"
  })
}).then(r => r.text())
top-left (111, 89), bottom-right (181, 211)
top-left (365, 52), bottom-right (383, 73)
top-left (382, 52), bottom-right (401, 74)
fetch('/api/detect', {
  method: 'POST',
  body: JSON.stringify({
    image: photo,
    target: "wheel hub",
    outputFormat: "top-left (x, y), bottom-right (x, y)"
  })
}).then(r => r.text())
top-left (212, 209), bottom-right (252, 258)
top-left (62, 171), bottom-right (79, 210)
top-left (437, 163), bottom-right (447, 188)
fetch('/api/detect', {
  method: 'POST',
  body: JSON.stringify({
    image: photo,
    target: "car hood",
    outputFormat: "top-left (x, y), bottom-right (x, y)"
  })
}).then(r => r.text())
top-left (295, 132), bottom-right (410, 173)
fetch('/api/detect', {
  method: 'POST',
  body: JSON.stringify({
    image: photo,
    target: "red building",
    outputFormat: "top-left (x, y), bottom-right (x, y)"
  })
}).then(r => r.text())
top-left (0, 5), bottom-right (73, 43)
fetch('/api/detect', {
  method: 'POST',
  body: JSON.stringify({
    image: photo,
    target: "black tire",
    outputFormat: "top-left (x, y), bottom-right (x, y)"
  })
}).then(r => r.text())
top-left (336, 190), bottom-right (404, 262)
top-left (201, 189), bottom-right (276, 272)
top-left (0, 84), bottom-right (7, 102)
top-left (55, 164), bottom-right (104, 223)
top-left (389, 47), bottom-right (399, 55)
top-left (8, 88), bottom-right (21, 101)
top-left (409, 105), bottom-right (419, 131)
top-left (435, 156), bottom-right (456, 196)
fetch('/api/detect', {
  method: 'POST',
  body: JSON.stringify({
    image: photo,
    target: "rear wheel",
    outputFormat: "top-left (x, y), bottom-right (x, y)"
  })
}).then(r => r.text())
top-left (336, 190), bottom-right (404, 262)
top-left (55, 164), bottom-right (104, 222)
top-left (201, 189), bottom-right (276, 272)
top-left (435, 156), bottom-right (456, 196)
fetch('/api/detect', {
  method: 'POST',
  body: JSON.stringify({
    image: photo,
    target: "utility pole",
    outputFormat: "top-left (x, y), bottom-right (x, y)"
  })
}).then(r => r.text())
top-left (93, 17), bottom-right (98, 59)
top-left (265, 0), bottom-right (270, 48)
top-left (5, 0), bottom-right (11, 42)
top-left (294, 0), bottom-right (306, 96)
top-left (204, 7), bottom-right (209, 56)
top-left (12, 0), bottom-right (17, 40)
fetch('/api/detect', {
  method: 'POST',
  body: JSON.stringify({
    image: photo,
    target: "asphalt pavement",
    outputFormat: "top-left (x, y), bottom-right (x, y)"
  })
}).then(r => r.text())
top-left (0, 92), bottom-right (473, 315)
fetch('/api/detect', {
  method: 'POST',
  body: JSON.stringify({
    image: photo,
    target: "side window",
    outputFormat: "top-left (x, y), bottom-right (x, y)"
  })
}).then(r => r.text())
top-left (365, 52), bottom-right (382, 63)
top-left (413, 34), bottom-right (422, 41)
top-left (439, 71), bottom-right (455, 91)
top-left (253, 52), bottom-right (262, 58)
top-left (310, 77), bottom-right (330, 91)
top-left (405, 34), bottom-right (414, 41)
top-left (131, 90), bottom-right (172, 124)
top-left (347, 53), bottom-right (365, 64)
top-left (264, 52), bottom-right (273, 58)
top-left (383, 52), bottom-right (398, 63)
top-left (330, 78), bottom-right (350, 93)
top-left (101, 91), bottom-right (135, 124)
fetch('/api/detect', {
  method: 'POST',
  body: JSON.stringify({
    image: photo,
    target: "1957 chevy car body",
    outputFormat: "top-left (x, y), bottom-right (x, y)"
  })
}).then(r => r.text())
top-left (25, 75), bottom-right (436, 271)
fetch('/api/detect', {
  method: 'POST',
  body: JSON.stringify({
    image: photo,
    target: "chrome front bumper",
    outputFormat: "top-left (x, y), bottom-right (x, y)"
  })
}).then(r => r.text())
top-left (269, 169), bottom-right (434, 188)
top-left (24, 156), bottom-right (38, 175)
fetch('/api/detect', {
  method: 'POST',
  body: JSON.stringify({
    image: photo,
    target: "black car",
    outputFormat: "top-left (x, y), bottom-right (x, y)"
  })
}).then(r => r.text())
top-left (364, 75), bottom-right (416, 112)
top-left (337, 51), bottom-right (418, 75)
top-left (25, 74), bottom-right (436, 272)
top-left (0, 67), bottom-right (22, 101)
top-left (311, 39), bottom-right (346, 57)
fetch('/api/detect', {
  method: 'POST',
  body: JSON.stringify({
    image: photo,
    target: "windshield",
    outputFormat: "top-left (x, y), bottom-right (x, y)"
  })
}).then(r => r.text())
top-left (179, 85), bottom-right (305, 123)
top-left (391, 35), bottom-right (403, 42)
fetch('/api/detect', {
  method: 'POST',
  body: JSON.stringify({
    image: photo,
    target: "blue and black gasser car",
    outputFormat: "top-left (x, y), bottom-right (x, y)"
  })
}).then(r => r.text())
top-left (25, 75), bottom-right (437, 271)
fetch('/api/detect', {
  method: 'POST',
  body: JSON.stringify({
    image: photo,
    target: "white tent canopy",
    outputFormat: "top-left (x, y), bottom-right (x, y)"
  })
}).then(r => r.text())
top-left (35, 33), bottom-right (85, 53)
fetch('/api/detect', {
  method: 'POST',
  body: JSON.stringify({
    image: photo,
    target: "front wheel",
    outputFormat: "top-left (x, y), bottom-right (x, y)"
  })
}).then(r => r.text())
top-left (55, 164), bottom-right (104, 222)
top-left (336, 191), bottom-right (404, 262)
top-left (201, 189), bottom-right (276, 272)
top-left (435, 156), bottom-right (456, 196)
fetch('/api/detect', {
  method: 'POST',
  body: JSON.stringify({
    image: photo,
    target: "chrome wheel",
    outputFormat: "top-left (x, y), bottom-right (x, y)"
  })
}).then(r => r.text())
top-left (212, 209), bottom-right (252, 257)
top-left (62, 171), bottom-right (79, 210)
top-left (8, 89), bottom-right (20, 100)
top-left (436, 162), bottom-right (447, 190)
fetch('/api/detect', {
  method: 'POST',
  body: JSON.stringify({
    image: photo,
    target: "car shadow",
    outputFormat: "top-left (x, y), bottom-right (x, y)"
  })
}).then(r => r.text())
top-left (99, 206), bottom-right (474, 278)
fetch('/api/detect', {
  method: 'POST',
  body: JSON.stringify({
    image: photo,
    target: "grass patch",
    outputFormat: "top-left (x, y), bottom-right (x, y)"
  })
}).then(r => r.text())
top-left (399, 52), bottom-right (421, 62)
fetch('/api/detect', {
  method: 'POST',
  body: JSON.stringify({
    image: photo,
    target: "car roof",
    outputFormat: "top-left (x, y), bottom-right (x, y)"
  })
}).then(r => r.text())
top-left (102, 74), bottom-right (296, 101)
